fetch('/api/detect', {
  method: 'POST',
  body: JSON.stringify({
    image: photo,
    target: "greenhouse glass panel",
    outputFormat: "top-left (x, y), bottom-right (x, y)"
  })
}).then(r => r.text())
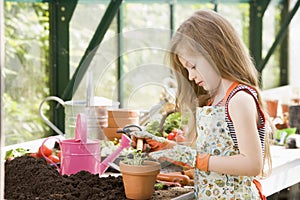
top-left (261, 1), bottom-right (282, 89)
top-left (4, 2), bottom-right (49, 145)
top-left (121, 3), bottom-right (173, 111)
top-left (69, 1), bottom-right (118, 102)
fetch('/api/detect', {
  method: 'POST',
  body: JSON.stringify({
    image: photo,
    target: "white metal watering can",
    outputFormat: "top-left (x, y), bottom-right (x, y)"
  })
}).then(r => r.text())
top-left (39, 96), bottom-right (119, 139)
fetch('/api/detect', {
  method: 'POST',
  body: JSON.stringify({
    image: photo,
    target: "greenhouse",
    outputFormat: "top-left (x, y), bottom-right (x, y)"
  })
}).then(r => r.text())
top-left (1, 0), bottom-right (300, 199)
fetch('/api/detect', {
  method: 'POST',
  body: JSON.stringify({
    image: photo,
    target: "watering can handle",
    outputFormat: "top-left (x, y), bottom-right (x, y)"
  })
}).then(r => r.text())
top-left (39, 96), bottom-right (65, 136)
top-left (75, 113), bottom-right (87, 143)
top-left (40, 136), bottom-right (62, 173)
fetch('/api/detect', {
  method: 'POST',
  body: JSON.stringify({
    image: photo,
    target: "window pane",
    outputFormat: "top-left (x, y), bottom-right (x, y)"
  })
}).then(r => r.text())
top-left (4, 2), bottom-right (49, 145)
top-left (70, 2), bottom-right (118, 101)
top-left (121, 3), bottom-right (172, 110)
top-left (175, 3), bottom-right (213, 29)
top-left (261, 2), bottom-right (281, 89)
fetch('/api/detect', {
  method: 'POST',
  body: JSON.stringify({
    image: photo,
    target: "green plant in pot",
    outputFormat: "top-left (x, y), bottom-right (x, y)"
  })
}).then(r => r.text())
top-left (120, 149), bottom-right (161, 200)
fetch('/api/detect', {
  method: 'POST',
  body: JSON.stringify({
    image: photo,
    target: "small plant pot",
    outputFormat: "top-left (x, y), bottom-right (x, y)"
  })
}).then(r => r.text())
top-left (103, 127), bottom-right (122, 141)
top-left (120, 160), bottom-right (160, 200)
top-left (265, 99), bottom-right (278, 118)
top-left (108, 109), bottom-right (140, 118)
top-left (107, 117), bottom-right (139, 128)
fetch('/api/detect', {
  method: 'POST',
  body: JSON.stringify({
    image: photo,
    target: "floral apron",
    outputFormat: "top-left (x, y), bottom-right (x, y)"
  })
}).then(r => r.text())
top-left (194, 84), bottom-right (261, 200)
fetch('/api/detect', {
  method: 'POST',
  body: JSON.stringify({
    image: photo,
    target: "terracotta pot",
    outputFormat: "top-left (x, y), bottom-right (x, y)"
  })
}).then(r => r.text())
top-left (292, 98), bottom-right (300, 105)
top-left (108, 117), bottom-right (139, 128)
top-left (265, 100), bottom-right (278, 118)
top-left (108, 109), bottom-right (140, 118)
top-left (281, 104), bottom-right (289, 114)
top-left (103, 127), bottom-right (122, 141)
top-left (120, 160), bottom-right (160, 200)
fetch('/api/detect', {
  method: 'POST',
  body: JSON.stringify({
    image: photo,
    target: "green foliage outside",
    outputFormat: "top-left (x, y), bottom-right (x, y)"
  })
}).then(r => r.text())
top-left (4, 2), bottom-right (50, 145)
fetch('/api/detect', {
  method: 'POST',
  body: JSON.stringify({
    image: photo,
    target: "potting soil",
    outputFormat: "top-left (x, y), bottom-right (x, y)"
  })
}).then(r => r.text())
top-left (4, 156), bottom-right (193, 200)
top-left (5, 156), bottom-right (125, 200)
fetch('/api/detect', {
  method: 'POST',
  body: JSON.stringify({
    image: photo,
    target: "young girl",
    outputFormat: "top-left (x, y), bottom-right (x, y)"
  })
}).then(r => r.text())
top-left (132, 9), bottom-right (272, 199)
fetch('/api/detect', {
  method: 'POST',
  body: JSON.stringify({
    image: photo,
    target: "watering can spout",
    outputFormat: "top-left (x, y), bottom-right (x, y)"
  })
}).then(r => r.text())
top-left (99, 134), bottom-right (132, 175)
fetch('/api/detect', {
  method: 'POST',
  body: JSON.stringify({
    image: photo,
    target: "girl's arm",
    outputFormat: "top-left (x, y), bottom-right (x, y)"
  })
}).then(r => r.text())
top-left (208, 91), bottom-right (263, 176)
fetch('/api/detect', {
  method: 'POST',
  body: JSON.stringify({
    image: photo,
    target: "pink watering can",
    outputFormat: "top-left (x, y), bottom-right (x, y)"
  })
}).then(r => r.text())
top-left (41, 113), bottom-right (132, 176)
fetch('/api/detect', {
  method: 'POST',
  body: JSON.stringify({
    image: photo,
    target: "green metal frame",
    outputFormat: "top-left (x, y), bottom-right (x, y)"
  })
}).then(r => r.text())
top-left (249, 0), bottom-right (270, 74)
top-left (117, 3), bottom-right (124, 108)
top-left (258, 0), bottom-right (300, 77)
top-left (249, 0), bottom-right (300, 87)
top-left (279, 0), bottom-right (289, 86)
top-left (49, 0), bottom-right (78, 134)
top-left (61, 0), bottom-right (122, 101)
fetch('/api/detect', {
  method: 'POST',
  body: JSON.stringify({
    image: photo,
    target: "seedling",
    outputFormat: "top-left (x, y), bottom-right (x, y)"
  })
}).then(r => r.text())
top-left (123, 149), bottom-right (148, 165)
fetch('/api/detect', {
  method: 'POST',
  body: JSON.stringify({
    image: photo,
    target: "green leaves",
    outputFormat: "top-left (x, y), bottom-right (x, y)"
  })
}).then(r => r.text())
top-left (5, 148), bottom-right (31, 160)
top-left (163, 112), bottom-right (182, 134)
top-left (123, 149), bottom-right (148, 166)
top-left (146, 112), bottom-right (187, 138)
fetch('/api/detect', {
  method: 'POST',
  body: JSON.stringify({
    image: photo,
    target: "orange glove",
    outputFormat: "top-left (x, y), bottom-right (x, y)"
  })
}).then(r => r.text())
top-left (195, 153), bottom-right (211, 172)
top-left (144, 138), bottom-right (175, 152)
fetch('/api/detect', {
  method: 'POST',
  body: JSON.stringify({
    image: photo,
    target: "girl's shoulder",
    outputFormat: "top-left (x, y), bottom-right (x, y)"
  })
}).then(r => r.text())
top-left (228, 84), bottom-right (258, 100)
top-left (226, 84), bottom-right (259, 110)
top-left (225, 84), bottom-right (265, 123)
top-left (227, 89), bottom-right (257, 112)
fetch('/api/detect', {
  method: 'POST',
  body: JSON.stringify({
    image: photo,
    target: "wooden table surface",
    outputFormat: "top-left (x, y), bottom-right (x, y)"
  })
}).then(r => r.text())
top-left (260, 145), bottom-right (300, 197)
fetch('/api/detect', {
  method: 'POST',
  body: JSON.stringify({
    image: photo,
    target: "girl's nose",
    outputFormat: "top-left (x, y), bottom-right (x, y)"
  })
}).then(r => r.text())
top-left (188, 70), bottom-right (195, 81)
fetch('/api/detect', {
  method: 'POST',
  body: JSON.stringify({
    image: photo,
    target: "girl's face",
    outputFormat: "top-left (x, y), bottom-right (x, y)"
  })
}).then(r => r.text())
top-left (178, 52), bottom-right (221, 92)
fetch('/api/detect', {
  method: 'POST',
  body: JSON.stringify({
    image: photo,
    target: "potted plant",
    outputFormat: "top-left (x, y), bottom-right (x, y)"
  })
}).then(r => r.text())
top-left (120, 150), bottom-right (161, 200)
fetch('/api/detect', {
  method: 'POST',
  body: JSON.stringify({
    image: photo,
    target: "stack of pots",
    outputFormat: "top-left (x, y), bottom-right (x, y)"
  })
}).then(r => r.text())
top-left (103, 109), bottom-right (140, 141)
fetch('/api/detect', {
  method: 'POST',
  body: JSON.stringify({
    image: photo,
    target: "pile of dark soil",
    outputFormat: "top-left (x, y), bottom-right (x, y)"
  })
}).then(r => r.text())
top-left (5, 156), bottom-right (193, 200)
top-left (5, 156), bottom-right (126, 200)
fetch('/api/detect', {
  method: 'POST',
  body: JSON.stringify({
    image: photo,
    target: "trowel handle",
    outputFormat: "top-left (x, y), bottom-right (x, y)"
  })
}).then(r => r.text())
top-left (136, 138), bottom-right (144, 152)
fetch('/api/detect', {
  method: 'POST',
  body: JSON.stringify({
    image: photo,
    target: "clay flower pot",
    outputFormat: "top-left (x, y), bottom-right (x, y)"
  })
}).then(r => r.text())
top-left (104, 109), bottom-right (140, 141)
top-left (108, 117), bottom-right (139, 128)
top-left (103, 127), bottom-right (122, 141)
top-left (120, 160), bottom-right (160, 200)
top-left (108, 109), bottom-right (140, 118)
top-left (265, 99), bottom-right (278, 118)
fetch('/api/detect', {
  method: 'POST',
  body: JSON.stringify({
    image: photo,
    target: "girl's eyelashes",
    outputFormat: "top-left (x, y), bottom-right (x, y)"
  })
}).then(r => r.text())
top-left (191, 65), bottom-right (196, 70)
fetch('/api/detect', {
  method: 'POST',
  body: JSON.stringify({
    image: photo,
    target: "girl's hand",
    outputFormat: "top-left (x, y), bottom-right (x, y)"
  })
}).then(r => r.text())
top-left (149, 145), bottom-right (197, 169)
top-left (131, 130), bottom-right (167, 143)
top-left (131, 131), bottom-right (175, 152)
top-left (131, 137), bottom-right (168, 152)
top-left (149, 146), bottom-right (210, 171)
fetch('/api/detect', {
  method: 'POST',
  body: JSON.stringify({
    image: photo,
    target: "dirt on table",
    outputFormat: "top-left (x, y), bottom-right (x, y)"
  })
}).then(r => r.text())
top-left (4, 156), bottom-right (193, 200)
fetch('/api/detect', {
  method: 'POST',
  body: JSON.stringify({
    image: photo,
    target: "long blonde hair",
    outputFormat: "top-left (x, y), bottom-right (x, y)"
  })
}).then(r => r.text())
top-left (166, 9), bottom-right (272, 177)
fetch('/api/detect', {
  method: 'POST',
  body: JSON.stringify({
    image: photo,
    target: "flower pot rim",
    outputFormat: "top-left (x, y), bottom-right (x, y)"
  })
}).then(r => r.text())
top-left (119, 160), bottom-right (161, 173)
top-left (120, 160), bottom-right (160, 166)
